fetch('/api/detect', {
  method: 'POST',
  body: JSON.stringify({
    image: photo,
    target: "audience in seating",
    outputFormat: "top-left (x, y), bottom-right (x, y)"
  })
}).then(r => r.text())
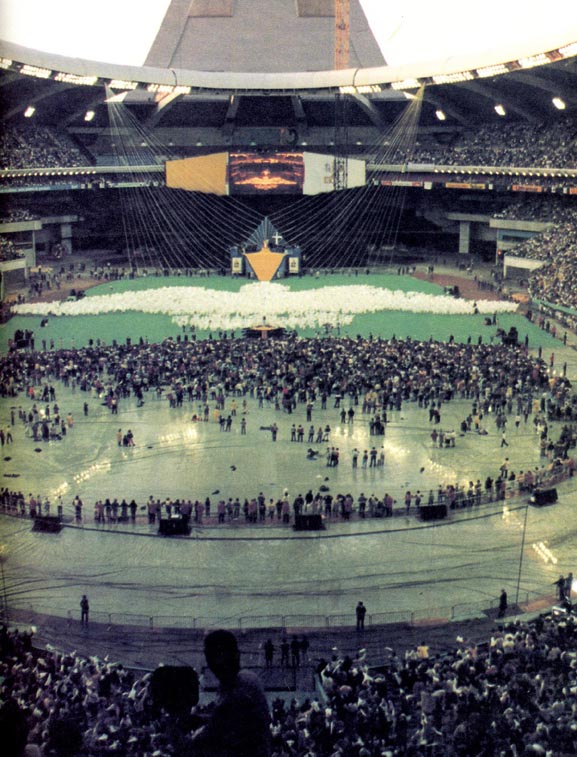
top-left (0, 234), bottom-right (24, 262)
top-left (1, 605), bottom-right (576, 756)
top-left (395, 114), bottom-right (577, 169)
top-left (490, 197), bottom-right (577, 311)
top-left (0, 125), bottom-right (86, 170)
top-left (0, 208), bottom-right (36, 223)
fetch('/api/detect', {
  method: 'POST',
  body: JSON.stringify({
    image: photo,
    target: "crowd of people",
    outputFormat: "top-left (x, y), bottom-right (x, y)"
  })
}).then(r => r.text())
top-left (0, 332), bottom-right (559, 406)
top-left (0, 234), bottom-right (24, 262)
top-left (484, 195), bottom-right (577, 313)
top-left (1, 331), bottom-right (576, 527)
top-left (401, 114), bottom-right (577, 169)
top-left (0, 125), bottom-right (87, 171)
top-left (492, 197), bottom-right (570, 225)
top-left (1, 602), bottom-right (576, 755)
top-left (0, 116), bottom-right (575, 177)
top-left (0, 208), bottom-right (36, 224)
top-left (527, 215), bottom-right (577, 311)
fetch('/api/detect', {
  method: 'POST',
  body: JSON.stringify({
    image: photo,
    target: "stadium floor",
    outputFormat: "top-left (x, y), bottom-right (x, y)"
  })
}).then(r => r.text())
top-left (1, 264), bottom-right (577, 668)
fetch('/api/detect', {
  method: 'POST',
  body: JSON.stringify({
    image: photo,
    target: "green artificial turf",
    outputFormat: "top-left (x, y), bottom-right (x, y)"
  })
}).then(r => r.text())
top-left (0, 273), bottom-right (559, 352)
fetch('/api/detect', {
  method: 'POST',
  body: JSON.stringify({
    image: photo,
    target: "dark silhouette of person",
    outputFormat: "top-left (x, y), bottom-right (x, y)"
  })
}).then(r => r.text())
top-left (80, 595), bottom-right (89, 626)
top-left (356, 600), bottom-right (367, 631)
top-left (554, 575), bottom-right (566, 602)
top-left (264, 639), bottom-right (274, 669)
top-left (189, 629), bottom-right (271, 756)
top-left (498, 589), bottom-right (508, 617)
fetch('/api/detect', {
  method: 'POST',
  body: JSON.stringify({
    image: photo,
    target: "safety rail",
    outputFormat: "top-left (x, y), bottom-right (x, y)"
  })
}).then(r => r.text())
top-left (3, 589), bottom-right (546, 633)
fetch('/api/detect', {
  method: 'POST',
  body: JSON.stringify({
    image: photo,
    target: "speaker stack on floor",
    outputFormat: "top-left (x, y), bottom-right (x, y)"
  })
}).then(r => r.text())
top-left (530, 488), bottom-right (558, 506)
top-left (32, 516), bottom-right (62, 533)
top-left (419, 504), bottom-right (448, 521)
top-left (158, 517), bottom-right (190, 536)
top-left (293, 514), bottom-right (324, 531)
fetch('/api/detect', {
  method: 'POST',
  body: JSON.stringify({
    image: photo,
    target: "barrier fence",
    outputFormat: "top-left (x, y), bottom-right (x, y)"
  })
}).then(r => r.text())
top-left (2, 590), bottom-right (537, 633)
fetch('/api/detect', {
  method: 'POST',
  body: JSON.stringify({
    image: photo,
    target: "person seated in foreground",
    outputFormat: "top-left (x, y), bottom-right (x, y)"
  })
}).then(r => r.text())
top-left (189, 629), bottom-right (271, 756)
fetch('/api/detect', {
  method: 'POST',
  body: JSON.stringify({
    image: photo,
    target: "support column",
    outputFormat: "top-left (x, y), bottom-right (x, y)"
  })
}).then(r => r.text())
top-left (60, 222), bottom-right (73, 255)
top-left (458, 220), bottom-right (471, 254)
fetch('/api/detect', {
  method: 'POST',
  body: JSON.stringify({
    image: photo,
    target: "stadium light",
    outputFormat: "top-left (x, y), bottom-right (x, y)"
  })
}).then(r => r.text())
top-left (558, 42), bottom-right (577, 58)
top-left (21, 64), bottom-right (51, 79)
top-left (518, 53), bottom-right (549, 69)
top-left (494, 104), bottom-right (506, 116)
top-left (109, 79), bottom-right (138, 91)
top-left (391, 78), bottom-right (420, 91)
top-left (476, 63), bottom-right (509, 78)
top-left (55, 72), bottom-right (98, 86)
top-left (552, 97), bottom-right (566, 110)
top-left (84, 110), bottom-right (95, 122)
top-left (432, 71), bottom-right (474, 84)
top-left (24, 106), bottom-right (35, 118)
top-left (435, 109), bottom-right (446, 121)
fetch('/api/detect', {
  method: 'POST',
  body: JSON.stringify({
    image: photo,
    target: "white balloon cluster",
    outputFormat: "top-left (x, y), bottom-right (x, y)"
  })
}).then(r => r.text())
top-left (13, 282), bottom-right (518, 331)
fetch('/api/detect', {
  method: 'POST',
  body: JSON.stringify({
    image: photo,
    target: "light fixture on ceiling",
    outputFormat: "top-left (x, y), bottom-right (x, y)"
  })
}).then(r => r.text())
top-left (552, 97), bottom-right (566, 110)
top-left (494, 104), bottom-right (506, 116)
top-left (84, 110), bottom-right (95, 122)
top-left (435, 109), bottom-right (446, 121)
top-left (24, 105), bottom-right (35, 118)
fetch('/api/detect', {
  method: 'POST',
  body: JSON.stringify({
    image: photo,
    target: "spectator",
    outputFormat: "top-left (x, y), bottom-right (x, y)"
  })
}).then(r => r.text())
top-left (355, 600), bottom-right (366, 631)
top-left (80, 594), bottom-right (89, 626)
top-left (189, 629), bottom-right (271, 756)
top-left (498, 587), bottom-right (508, 617)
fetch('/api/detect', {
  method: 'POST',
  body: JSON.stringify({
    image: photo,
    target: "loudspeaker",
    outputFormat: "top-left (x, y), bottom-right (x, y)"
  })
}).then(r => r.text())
top-left (32, 515), bottom-right (62, 533)
top-left (294, 514), bottom-right (324, 531)
top-left (531, 488), bottom-right (558, 506)
top-left (419, 504), bottom-right (448, 521)
top-left (150, 665), bottom-right (199, 713)
top-left (158, 517), bottom-right (190, 536)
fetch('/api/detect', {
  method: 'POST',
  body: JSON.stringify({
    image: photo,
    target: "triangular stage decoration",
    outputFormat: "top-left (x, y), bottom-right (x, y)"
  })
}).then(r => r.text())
top-left (243, 218), bottom-right (286, 281)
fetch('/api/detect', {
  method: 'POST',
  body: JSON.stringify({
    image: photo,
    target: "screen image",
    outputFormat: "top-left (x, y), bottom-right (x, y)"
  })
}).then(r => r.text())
top-left (228, 152), bottom-right (304, 194)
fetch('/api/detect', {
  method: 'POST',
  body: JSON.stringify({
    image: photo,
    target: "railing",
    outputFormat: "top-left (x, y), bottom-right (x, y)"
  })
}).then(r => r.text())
top-left (3, 589), bottom-right (543, 633)
top-left (3, 456), bottom-right (574, 533)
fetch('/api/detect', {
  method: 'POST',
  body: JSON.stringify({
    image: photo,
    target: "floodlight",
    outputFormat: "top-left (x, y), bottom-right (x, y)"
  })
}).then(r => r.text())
top-left (552, 97), bottom-right (566, 110)
top-left (24, 106), bottom-right (35, 118)
top-left (84, 110), bottom-right (95, 122)
top-left (435, 109), bottom-right (446, 121)
top-left (494, 104), bottom-right (506, 116)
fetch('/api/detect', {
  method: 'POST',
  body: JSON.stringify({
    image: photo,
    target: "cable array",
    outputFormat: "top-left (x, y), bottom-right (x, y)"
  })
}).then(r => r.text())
top-left (105, 90), bottom-right (264, 270)
top-left (270, 88), bottom-right (425, 269)
top-left (105, 87), bottom-right (424, 271)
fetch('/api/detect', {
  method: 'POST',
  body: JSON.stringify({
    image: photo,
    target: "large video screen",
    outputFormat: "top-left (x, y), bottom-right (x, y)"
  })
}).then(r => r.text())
top-left (228, 152), bottom-right (304, 195)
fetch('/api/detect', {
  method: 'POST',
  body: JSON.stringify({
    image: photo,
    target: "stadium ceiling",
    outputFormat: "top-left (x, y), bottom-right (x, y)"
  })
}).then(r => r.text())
top-left (1, 34), bottom-right (577, 136)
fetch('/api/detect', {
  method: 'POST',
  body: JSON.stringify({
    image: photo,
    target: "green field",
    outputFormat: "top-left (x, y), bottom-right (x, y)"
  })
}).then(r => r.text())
top-left (1, 273), bottom-right (557, 351)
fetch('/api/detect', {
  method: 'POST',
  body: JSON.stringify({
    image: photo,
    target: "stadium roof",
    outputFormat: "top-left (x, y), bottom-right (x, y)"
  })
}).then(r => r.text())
top-left (0, 2), bottom-right (576, 139)
top-left (145, 0), bottom-right (385, 73)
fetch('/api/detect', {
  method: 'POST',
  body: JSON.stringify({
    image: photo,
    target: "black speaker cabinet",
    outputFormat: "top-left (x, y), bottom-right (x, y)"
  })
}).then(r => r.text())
top-left (158, 517), bottom-right (190, 536)
top-left (294, 514), bottom-right (324, 531)
top-left (419, 504), bottom-right (448, 521)
top-left (32, 515), bottom-right (62, 533)
top-left (531, 488), bottom-right (558, 506)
